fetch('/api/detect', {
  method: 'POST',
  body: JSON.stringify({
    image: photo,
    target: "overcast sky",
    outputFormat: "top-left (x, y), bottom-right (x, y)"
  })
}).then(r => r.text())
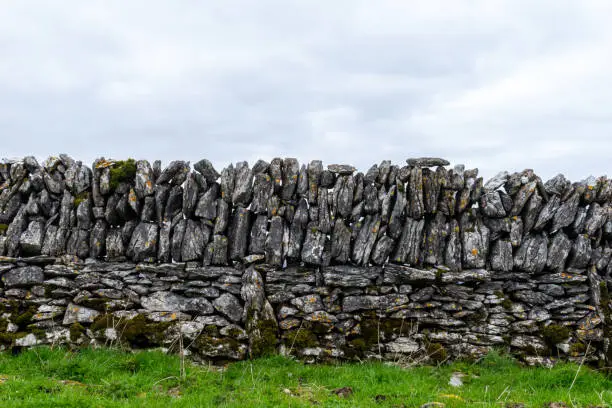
top-left (1, 1), bottom-right (612, 181)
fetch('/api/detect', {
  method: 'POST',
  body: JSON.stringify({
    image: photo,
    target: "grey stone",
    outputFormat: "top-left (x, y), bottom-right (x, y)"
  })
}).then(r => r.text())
top-left (154, 184), bottom-right (170, 223)
top-left (213, 293), bottom-right (243, 322)
top-left (249, 214), bottom-right (268, 255)
top-left (567, 234), bottom-right (592, 270)
top-left (522, 191), bottom-right (542, 233)
top-left (371, 235), bottom-right (395, 266)
top-left (43, 170), bottom-right (64, 194)
top-left (195, 183), bottom-right (219, 219)
top-left (320, 170), bottom-right (335, 187)
top-left (343, 295), bottom-right (380, 312)
top-left (445, 220), bottom-right (462, 271)
top-left (534, 195), bottom-right (560, 230)
top-left (157, 160), bottom-right (188, 184)
top-left (232, 161), bottom-right (253, 206)
top-left (64, 162), bottom-right (91, 195)
top-left (407, 166), bottom-right (424, 218)
top-left (210, 234), bottom-right (228, 265)
top-left (229, 207), bottom-right (250, 261)
top-left (76, 198), bottom-right (92, 229)
top-left (484, 171), bottom-right (509, 191)
top-left (182, 173), bottom-right (200, 218)
top-left (510, 217), bottom-right (523, 248)
top-left (383, 264), bottom-right (436, 284)
top-left (393, 217), bottom-right (424, 265)
top-left (269, 158), bottom-right (283, 193)
top-left (20, 221), bottom-right (44, 256)
top-left (281, 158), bottom-right (299, 201)
top-left (538, 284), bottom-right (564, 297)
top-left (62, 303), bottom-right (100, 325)
top-left (571, 206), bottom-right (587, 235)
top-left (317, 187), bottom-right (332, 234)
top-left (214, 199), bottom-right (230, 234)
top-left (462, 220), bottom-right (489, 269)
top-left (440, 269), bottom-right (490, 283)
top-left (252, 159), bottom-right (269, 175)
top-left (585, 203), bottom-right (608, 236)
top-left (265, 216), bottom-right (284, 266)
top-left (551, 192), bottom-right (580, 233)
top-left (291, 294), bottom-right (324, 313)
top-left (490, 240), bottom-right (513, 272)
top-left (193, 159), bottom-right (220, 183)
top-left (301, 224), bottom-right (326, 265)
top-left (219, 164), bottom-right (235, 203)
top-left (351, 215), bottom-right (381, 265)
top-left (544, 174), bottom-right (570, 196)
top-left (182, 220), bottom-right (210, 262)
top-left (328, 164), bottom-right (356, 175)
top-left (510, 181), bottom-right (536, 216)
top-left (89, 220), bottom-right (107, 259)
top-left (513, 290), bottom-right (553, 305)
top-left (330, 219), bottom-right (351, 263)
top-left (296, 164), bottom-right (308, 198)
top-left (480, 191), bottom-right (505, 217)
top-left (363, 184), bottom-right (379, 214)
top-left (514, 234), bottom-right (548, 274)
top-left (126, 222), bottom-right (158, 262)
top-left (134, 160), bottom-right (155, 198)
top-left (2, 266), bottom-right (44, 287)
top-left (164, 185), bottom-right (183, 221)
top-left (406, 157), bottom-right (450, 167)
top-left (323, 265), bottom-right (381, 287)
top-left (251, 173), bottom-right (273, 214)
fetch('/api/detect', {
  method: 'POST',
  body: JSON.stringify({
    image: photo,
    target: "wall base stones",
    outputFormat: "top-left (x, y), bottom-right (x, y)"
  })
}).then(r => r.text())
top-left (0, 256), bottom-right (609, 367)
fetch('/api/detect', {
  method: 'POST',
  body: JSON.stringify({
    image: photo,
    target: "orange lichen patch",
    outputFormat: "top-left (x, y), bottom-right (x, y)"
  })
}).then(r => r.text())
top-left (221, 191), bottom-right (225, 197)
top-left (512, 216), bottom-right (518, 221)
top-left (129, 190), bottom-right (138, 202)
top-left (588, 185), bottom-right (594, 190)
top-left (95, 159), bottom-right (115, 169)
top-left (145, 180), bottom-right (153, 189)
top-left (471, 248), bottom-right (478, 256)
top-left (275, 178), bottom-right (281, 183)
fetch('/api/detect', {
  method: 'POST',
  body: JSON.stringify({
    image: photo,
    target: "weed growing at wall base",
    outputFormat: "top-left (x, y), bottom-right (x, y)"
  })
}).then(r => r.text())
top-left (0, 347), bottom-right (610, 407)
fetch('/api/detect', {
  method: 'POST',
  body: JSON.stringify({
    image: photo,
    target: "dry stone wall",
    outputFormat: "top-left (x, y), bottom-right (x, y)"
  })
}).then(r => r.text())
top-left (0, 155), bottom-right (610, 366)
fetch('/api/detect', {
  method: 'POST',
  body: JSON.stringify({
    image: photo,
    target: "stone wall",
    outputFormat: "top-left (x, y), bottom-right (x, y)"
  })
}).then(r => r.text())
top-left (0, 155), bottom-right (610, 366)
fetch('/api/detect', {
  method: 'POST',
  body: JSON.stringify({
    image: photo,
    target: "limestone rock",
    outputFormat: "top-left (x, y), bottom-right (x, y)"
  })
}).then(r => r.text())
top-left (63, 303), bottom-right (100, 324)
top-left (2, 266), bottom-right (44, 287)
top-left (20, 221), bottom-right (44, 256)
top-left (213, 293), bottom-right (243, 323)
top-left (126, 222), bottom-right (158, 262)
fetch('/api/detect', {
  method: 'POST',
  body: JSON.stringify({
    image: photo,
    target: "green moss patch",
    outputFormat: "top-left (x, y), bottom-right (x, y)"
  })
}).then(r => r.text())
top-left (541, 324), bottom-right (571, 347)
top-left (109, 159), bottom-right (137, 191)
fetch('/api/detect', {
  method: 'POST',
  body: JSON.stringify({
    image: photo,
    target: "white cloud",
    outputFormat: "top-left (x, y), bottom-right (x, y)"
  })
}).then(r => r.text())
top-left (1, 0), bottom-right (611, 181)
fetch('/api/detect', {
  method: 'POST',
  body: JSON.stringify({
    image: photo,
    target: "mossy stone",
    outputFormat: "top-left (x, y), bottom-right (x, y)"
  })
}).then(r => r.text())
top-left (109, 159), bottom-right (137, 191)
top-left (541, 324), bottom-right (571, 347)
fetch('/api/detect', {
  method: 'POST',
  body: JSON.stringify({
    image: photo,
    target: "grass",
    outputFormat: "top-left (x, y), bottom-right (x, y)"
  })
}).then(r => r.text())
top-left (0, 347), bottom-right (610, 407)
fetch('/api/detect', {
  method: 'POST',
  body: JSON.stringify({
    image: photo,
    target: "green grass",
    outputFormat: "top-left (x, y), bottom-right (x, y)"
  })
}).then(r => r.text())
top-left (0, 347), bottom-right (610, 407)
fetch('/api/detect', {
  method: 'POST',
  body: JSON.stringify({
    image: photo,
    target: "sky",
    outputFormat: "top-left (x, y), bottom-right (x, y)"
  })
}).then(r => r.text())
top-left (1, 1), bottom-right (612, 182)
